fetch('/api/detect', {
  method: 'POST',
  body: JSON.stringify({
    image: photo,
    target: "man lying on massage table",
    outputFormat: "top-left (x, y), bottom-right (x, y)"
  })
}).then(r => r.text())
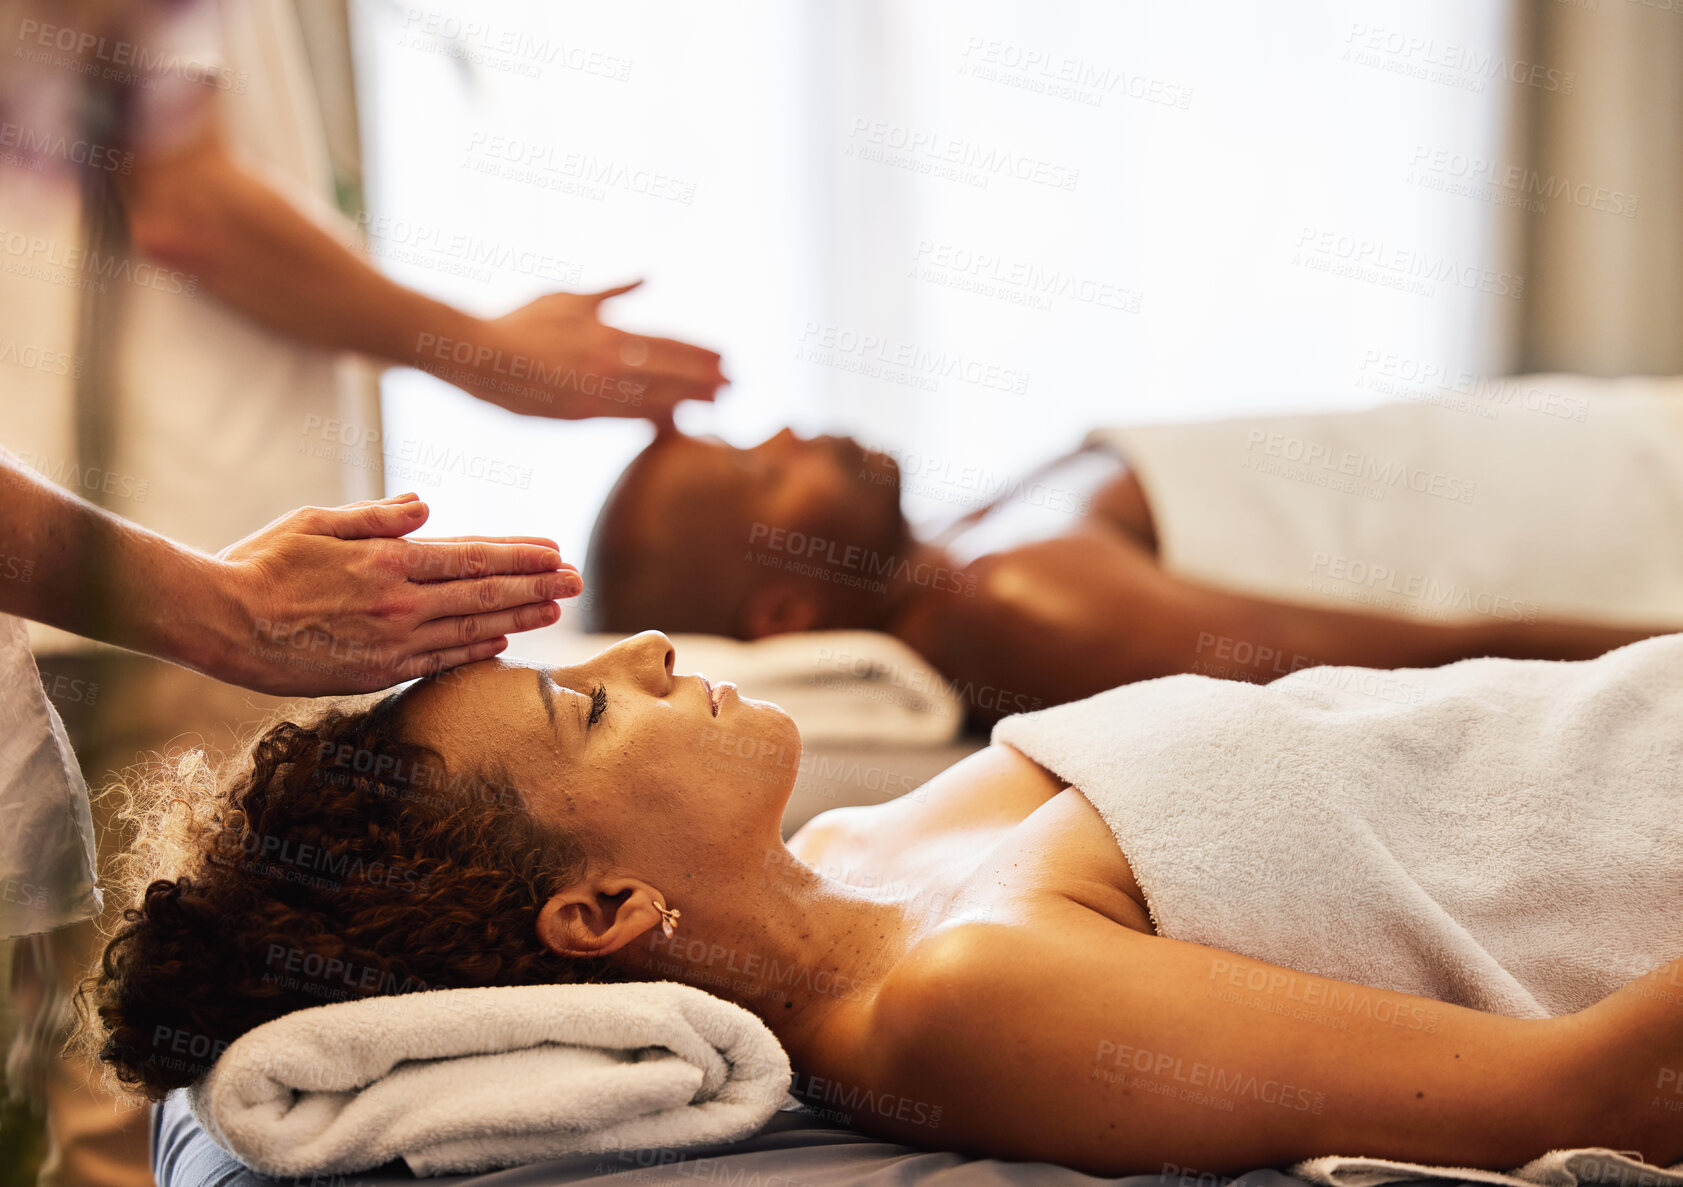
top-left (583, 382), bottom-right (1683, 723)
top-left (86, 631), bottom-right (1683, 1177)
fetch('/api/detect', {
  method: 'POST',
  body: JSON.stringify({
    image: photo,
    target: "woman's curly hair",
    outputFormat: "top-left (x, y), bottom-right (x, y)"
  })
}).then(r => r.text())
top-left (77, 688), bottom-right (611, 1100)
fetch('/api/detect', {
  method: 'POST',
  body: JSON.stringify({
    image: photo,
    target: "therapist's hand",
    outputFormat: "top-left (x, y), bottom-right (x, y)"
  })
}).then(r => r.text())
top-left (204, 493), bottom-right (580, 695)
top-left (446, 281), bottom-right (728, 425)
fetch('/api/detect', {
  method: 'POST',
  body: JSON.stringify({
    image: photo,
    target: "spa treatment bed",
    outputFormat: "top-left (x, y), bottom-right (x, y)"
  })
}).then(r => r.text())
top-left (153, 1090), bottom-right (1319, 1187)
top-left (119, 626), bottom-right (1683, 1187)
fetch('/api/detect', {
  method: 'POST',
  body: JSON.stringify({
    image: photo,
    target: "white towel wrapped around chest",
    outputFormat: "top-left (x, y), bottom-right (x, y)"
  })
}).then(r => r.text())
top-left (991, 633), bottom-right (1683, 1019)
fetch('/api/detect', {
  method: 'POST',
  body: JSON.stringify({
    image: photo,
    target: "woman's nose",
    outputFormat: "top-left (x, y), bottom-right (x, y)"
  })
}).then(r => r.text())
top-left (624, 630), bottom-right (674, 692)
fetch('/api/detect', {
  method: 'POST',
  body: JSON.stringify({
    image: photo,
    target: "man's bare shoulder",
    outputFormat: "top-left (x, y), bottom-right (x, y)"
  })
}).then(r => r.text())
top-left (974, 529), bottom-right (1160, 598)
top-left (1086, 465), bottom-right (1159, 552)
top-left (931, 532), bottom-right (1166, 654)
top-left (892, 533), bottom-right (1180, 721)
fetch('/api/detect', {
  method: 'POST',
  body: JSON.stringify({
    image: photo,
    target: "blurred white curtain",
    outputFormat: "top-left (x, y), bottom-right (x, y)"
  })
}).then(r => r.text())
top-left (1511, 0), bottom-right (1683, 376)
top-left (351, 0), bottom-right (1516, 569)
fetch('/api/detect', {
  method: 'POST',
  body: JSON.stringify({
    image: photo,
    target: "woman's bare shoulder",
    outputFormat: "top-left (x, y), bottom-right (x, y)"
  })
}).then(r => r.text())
top-left (787, 744), bottom-right (1067, 870)
top-left (785, 804), bottom-right (870, 867)
top-left (870, 904), bottom-right (1145, 1059)
top-left (873, 914), bottom-right (1082, 1023)
top-left (841, 922), bottom-right (1019, 1125)
top-left (850, 910), bottom-right (1157, 1158)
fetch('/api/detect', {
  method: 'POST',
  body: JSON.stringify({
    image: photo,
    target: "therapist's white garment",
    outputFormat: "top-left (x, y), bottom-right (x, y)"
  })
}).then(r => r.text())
top-left (0, 613), bottom-right (100, 939)
top-left (0, 0), bottom-right (380, 657)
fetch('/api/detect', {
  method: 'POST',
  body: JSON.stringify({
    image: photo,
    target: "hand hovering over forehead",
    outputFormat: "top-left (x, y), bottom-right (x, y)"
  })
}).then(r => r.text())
top-left (209, 493), bottom-right (581, 694)
top-left (443, 281), bottom-right (729, 427)
top-left (0, 453), bottom-right (584, 698)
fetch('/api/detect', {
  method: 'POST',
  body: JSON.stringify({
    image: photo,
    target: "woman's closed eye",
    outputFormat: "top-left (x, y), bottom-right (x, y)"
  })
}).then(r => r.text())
top-left (587, 683), bottom-right (608, 728)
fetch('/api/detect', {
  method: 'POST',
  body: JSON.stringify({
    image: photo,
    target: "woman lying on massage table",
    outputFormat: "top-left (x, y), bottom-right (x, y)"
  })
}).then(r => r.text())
top-left (85, 630), bottom-right (1681, 1177)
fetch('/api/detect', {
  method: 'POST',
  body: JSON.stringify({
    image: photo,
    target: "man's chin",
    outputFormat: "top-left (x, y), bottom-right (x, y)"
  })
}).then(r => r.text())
top-left (853, 449), bottom-right (900, 495)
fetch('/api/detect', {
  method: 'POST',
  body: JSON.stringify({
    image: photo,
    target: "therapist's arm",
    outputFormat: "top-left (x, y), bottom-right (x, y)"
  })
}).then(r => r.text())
top-left (0, 451), bottom-right (579, 695)
top-left (112, 112), bottom-right (726, 424)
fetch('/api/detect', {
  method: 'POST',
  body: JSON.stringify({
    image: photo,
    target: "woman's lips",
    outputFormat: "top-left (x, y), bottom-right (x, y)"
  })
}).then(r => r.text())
top-left (696, 674), bottom-right (735, 717)
top-left (695, 674), bottom-right (737, 716)
top-left (693, 670), bottom-right (740, 717)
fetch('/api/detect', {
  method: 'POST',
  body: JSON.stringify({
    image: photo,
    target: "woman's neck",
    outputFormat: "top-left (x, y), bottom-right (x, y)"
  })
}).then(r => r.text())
top-left (610, 844), bottom-right (926, 1057)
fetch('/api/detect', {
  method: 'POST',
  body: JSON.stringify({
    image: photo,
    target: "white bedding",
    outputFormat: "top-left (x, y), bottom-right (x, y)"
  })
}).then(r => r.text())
top-left (1092, 375), bottom-right (1683, 628)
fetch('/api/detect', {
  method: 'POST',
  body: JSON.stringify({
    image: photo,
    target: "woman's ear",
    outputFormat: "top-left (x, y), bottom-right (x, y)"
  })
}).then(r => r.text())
top-left (535, 875), bottom-right (667, 960)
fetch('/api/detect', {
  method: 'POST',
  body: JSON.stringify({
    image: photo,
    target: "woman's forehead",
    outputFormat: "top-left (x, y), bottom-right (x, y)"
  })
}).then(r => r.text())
top-left (398, 658), bottom-right (530, 727)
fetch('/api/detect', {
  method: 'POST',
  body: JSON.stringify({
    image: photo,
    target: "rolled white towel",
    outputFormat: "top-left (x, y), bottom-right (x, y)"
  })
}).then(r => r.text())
top-left (187, 982), bottom-right (791, 1177)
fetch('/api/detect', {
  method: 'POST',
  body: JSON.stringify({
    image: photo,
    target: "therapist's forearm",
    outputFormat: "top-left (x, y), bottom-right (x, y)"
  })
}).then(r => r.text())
top-left (117, 118), bottom-right (728, 424)
top-left (0, 452), bottom-right (230, 671)
top-left (118, 127), bottom-right (484, 372)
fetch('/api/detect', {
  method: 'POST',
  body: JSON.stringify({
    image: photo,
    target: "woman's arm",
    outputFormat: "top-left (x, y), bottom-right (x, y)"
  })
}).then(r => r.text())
top-left (864, 910), bottom-right (1672, 1176)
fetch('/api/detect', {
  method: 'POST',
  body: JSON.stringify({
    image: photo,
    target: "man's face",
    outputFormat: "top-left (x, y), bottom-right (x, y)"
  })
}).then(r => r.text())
top-left (585, 427), bottom-right (910, 636)
top-left (637, 427), bottom-right (904, 554)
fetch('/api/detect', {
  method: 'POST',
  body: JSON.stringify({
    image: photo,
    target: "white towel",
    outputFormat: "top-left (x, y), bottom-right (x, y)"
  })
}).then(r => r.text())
top-left (187, 982), bottom-right (791, 1177)
top-left (991, 633), bottom-right (1683, 1181)
top-left (1294, 1147), bottom-right (1683, 1187)
top-left (1088, 375), bottom-right (1683, 629)
top-left (0, 611), bottom-right (101, 939)
top-left (509, 627), bottom-right (964, 746)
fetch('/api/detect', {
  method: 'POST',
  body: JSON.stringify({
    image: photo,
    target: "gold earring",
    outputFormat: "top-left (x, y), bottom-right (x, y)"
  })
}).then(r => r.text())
top-left (655, 901), bottom-right (681, 939)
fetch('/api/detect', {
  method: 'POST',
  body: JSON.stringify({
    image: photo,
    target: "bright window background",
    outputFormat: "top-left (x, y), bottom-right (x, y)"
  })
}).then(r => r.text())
top-left (351, 0), bottom-right (1517, 594)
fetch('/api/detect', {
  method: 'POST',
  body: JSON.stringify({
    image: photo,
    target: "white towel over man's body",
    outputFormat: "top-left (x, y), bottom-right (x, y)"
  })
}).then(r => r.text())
top-left (1088, 374), bottom-right (1683, 630)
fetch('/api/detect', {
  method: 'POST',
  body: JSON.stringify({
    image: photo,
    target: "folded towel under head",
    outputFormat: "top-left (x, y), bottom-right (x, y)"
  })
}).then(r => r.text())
top-left (187, 982), bottom-right (791, 1177)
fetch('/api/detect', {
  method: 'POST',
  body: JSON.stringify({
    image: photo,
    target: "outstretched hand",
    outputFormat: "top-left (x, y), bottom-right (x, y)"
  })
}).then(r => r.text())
top-left (207, 493), bottom-right (578, 695)
top-left (440, 281), bottom-right (728, 425)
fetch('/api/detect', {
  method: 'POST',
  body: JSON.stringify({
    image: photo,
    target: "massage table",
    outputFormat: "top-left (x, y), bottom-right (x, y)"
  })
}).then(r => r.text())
top-left (153, 1091), bottom-right (1319, 1186)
